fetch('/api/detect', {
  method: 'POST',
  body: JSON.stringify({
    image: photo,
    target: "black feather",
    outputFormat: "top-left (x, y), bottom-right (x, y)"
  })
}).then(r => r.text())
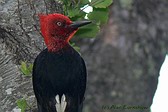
top-left (32, 45), bottom-right (87, 112)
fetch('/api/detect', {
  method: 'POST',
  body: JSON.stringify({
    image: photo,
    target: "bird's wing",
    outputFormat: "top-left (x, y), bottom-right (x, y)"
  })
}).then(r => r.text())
top-left (32, 57), bottom-right (43, 104)
top-left (32, 50), bottom-right (56, 112)
top-left (79, 57), bottom-right (87, 103)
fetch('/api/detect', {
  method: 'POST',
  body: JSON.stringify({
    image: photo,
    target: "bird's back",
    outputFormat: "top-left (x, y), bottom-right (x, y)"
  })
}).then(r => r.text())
top-left (32, 45), bottom-right (87, 112)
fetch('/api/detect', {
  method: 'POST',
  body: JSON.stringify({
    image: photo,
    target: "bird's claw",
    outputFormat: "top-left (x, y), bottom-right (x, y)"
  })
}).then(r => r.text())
top-left (55, 94), bottom-right (67, 112)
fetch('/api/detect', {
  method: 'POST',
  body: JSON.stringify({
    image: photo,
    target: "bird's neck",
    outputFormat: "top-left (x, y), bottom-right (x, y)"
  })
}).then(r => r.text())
top-left (46, 38), bottom-right (68, 52)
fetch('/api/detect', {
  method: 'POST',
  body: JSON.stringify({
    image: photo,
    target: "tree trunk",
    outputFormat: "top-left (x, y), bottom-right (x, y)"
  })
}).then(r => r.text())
top-left (0, 0), bottom-right (62, 111)
top-left (0, 0), bottom-right (168, 112)
top-left (80, 0), bottom-right (168, 112)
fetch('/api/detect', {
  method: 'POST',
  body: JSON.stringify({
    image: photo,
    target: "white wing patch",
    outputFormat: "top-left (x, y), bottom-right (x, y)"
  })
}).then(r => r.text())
top-left (55, 94), bottom-right (67, 112)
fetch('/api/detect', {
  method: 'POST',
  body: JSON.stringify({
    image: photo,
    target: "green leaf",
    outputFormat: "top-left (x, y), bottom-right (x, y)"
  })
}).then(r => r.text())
top-left (75, 23), bottom-right (100, 38)
top-left (28, 63), bottom-right (33, 73)
top-left (20, 61), bottom-right (29, 75)
top-left (88, 8), bottom-right (109, 24)
top-left (70, 42), bottom-right (80, 52)
top-left (20, 61), bottom-right (27, 71)
top-left (70, 11), bottom-right (86, 21)
top-left (73, 46), bottom-right (80, 52)
top-left (17, 99), bottom-right (28, 112)
top-left (91, 0), bottom-right (113, 8)
top-left (59, 0), bottom-right (68, 4)
top-left (20, 61), bottom-right (33, 76)
top-left (80, 0), bottom-right (90, 6)
top-left (81, 0), bottom-right (89, 4)
top-left (67, 8), bottom-right (80, 18)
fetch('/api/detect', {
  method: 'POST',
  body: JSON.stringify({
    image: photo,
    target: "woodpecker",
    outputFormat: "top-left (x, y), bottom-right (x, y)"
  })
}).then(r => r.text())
top-left (32, 13), bottom-right (91, 112)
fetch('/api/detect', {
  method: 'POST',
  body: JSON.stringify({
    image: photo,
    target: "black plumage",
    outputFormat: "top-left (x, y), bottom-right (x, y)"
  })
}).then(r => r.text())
top-left (32, 45), bottom-right (87, 112)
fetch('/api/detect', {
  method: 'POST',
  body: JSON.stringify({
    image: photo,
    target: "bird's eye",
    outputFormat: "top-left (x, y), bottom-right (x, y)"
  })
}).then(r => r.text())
top-left (57, 22), bottom-right (62, 26)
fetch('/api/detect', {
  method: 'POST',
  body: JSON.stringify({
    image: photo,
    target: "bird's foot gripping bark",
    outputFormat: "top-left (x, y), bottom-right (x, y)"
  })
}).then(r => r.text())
top-left (55, 94), bottom-right (67, 112)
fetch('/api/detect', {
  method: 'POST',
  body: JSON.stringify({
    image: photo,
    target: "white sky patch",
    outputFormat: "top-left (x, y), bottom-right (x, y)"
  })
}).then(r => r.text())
top-left (81, 4), bottom-right (93, 19)
top-left (151, 55), bottom-right (168, 112)
top-left (81, 5), bottom-right (93, 13)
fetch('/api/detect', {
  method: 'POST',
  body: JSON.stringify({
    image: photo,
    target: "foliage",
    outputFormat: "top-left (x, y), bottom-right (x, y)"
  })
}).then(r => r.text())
top-left (70, 42), bottom-right (80, 52)
top-left (18, 63), bottom-right (33, 110)
top-left (16, 99), bottom-right (28, 112)
top-left (57, 0), bottom-right (113, 38)
top-left (91, 0), bottom-right (112, 8)
top-left (20, 61), bottom-right (33, 76)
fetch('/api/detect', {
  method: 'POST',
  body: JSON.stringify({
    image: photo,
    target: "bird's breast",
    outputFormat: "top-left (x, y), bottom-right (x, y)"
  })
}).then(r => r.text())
top-left (41, 48), bottom-right (82, 94)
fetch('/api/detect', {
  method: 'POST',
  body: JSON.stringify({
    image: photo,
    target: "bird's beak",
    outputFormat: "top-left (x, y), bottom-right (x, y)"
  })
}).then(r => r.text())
top-left (69, 20), bottom-right (92, 29)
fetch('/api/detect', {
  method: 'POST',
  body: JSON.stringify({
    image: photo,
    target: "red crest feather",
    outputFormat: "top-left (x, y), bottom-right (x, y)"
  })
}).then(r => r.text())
top-left (38, 14), bottom-right (49, 45)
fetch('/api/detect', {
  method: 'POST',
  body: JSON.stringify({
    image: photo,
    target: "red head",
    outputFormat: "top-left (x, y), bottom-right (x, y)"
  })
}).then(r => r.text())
top-left (39, 13), bottom-right (91, 52)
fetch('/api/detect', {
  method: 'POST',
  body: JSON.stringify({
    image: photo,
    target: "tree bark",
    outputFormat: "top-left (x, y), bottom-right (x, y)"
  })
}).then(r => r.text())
top-left (80, 0), bottom-right (168, 112)
top-left (0, 0), bottom-right (62, 111)
top-left (0, 0), bottom-right (168, 112)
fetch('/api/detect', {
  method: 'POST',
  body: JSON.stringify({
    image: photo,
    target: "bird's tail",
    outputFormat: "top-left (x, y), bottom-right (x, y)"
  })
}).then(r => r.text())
top-left (55, 94), bottom-right (67, 112)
